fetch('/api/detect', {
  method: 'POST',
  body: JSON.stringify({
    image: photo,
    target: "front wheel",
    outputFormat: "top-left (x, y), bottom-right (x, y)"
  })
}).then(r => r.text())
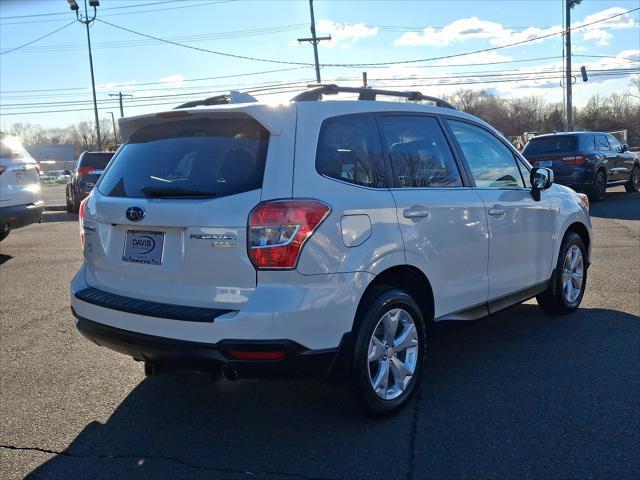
top-left (352, 288), bottom-right (425, 416)
top-left (625, 165), bottom-right (640, 193)
top-left (536, 231), bottom-right (587, 314)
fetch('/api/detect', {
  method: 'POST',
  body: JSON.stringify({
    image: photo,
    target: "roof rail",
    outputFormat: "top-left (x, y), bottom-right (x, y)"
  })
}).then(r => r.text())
top-left (290, 84), bottom-right (456, 109)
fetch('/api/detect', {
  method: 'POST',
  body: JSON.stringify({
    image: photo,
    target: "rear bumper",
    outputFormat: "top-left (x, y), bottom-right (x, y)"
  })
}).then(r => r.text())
top-left (0, 201), bottom-right (44, 229)
top-left (73, 310), bottom-right (343, 379)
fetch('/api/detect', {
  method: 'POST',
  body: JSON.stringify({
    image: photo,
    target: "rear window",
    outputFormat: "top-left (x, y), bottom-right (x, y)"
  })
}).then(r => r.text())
top-left (79, 153), bottom-right (113, 169)
top-left (522, 136), bottom-right (577, 155)
top-left (98, 118), bottom-right (269, 199)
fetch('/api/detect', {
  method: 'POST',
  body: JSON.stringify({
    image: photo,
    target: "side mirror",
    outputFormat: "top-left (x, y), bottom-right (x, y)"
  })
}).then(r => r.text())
top-left (530, 167), bottom-right (553, 201)
top-left (621, 144), bottom-right (629, 152)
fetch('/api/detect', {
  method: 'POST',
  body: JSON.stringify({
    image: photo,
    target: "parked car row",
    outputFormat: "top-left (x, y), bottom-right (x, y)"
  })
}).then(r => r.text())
top-left (65, 151), bottom-right (114, 213)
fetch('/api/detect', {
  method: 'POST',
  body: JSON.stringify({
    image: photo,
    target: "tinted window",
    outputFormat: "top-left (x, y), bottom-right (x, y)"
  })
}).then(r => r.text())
top-left (79, 152), bottom-right (113, 169)
top-left (606, 134), bottom-right (623, 151)
top-left (582, 135), bottom-right (597, 150)
top-left (522, 135), bottom-right (577, 155)
top-left (447, 120), bottom-right (524, 188)
top-left (98, 118), bottom-right (269, 198)
top-left (316, 114), bottom-right (386, 188)
top-left (595, 135), bottom-right (610, 151)
top-left (379, 116), bottom-right (462, 188)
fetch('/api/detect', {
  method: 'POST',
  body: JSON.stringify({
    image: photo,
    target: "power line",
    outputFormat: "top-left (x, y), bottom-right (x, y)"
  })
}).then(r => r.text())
top-left (0, 21), bottom-right (75, 55)
top-left (92, 7), bottom-right (639, 68)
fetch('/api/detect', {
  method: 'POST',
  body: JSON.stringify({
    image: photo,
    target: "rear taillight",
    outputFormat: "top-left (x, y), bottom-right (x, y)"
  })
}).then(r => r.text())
top-left (79, 196), bottom-right (90, 248)
top-left (248, 199), bottom-right (330, 269)
top-left (562, 155), bottom-right (587, 165)
top-left (0, 165), bottom-right (5, 176)
top-left (77, 166), bottom-right (94, 176)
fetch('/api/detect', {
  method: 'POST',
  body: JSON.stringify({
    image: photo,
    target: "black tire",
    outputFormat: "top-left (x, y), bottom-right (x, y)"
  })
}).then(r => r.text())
top-left (66, 189), bottom-right (74, 213)
top-left (0, 223), bottom-right (10, 242)
top-left (589, 169), bottom-right (607, 201)
top-left (624, 165), bottom-right (640, 193)
top-left (536, 231), bottom-right (587, 314)
top-left (352, 288), bottom-right (425, 416)
top-left (72, 196), bottom-right (80, 214)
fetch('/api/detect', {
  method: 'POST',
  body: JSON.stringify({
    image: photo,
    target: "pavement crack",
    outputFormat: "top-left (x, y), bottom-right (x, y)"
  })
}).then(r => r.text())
top-left (0, 444), bottom-right (335, 480)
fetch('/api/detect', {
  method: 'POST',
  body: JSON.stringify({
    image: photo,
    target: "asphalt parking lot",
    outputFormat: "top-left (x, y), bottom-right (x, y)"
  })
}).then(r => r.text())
top-left (1, 187), bottom-right (638, 480)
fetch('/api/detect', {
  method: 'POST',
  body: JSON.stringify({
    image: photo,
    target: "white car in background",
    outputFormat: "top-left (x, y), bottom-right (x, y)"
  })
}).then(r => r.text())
top-left (0, 133), bottom-right (44, 241)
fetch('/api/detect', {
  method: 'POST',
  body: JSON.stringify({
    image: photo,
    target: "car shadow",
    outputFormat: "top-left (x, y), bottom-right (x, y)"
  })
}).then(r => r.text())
top-left (0, 253), bottom-right (13, 265)
top-left (26, 305), bottom-right (639, 480)
top-left (590, 190), bottom-right (639, 221)
top-left (42, 212), bottom-right (78, 223)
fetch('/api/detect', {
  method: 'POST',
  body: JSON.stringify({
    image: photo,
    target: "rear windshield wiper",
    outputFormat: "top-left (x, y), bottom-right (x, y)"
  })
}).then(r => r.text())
top-left (140, 186), bottom-right (218, 198)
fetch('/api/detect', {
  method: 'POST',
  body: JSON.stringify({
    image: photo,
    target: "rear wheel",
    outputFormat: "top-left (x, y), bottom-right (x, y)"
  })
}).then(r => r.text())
top-left (589, 169), bottom-right (606, 201)
top-left (0, 223), bottom-right (10, 242)
top-left (66, 188), bottom-right (73, 213)
top-left (625, 165), bottom-right (640, 193)
top-left (536, 231), bottom-right (587, 314)
top-left (352, 288), bottom-right (425, 416)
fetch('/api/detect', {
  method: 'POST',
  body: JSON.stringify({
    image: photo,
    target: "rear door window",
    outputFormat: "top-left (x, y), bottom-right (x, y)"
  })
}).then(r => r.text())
top-left (315, 114), bottom-right (387, 188)
top-left (379, 115), bottom-right (462, 188)
top-left (595, 135), bottom-right (610, 151)
top-left (98, 117), bottom-right (269, 199)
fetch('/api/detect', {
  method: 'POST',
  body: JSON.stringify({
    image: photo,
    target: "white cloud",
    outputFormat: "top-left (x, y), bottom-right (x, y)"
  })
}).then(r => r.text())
top-left (393, 7), bottom-right (636, 49)
top-left (316, 20), bottom-right (378, 48)
top-left (158, 74), bottom-right (184, 87)
top-left (437, 51), bottom-right (513, 66)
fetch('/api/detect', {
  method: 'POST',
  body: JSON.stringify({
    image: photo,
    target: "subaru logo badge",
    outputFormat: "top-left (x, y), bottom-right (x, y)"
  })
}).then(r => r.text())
top-left (126, 206), bottom-right (145, 222)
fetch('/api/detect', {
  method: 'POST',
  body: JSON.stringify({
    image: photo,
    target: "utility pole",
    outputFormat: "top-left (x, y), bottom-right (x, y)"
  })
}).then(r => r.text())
top-left (565, 0), bottom-right (582, 131)
top-left (298, 0), bottom-right (331, 83)
top-left (108, 92), bottom-right (133, 117)
top-left (68, 0), bottom-right (101, 150)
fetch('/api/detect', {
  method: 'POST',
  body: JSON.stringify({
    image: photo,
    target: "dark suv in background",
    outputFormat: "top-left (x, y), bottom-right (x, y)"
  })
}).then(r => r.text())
top-left (522, 132), bottom-right (639, 200)
top-left (65, 151), bottom-right (113, 212)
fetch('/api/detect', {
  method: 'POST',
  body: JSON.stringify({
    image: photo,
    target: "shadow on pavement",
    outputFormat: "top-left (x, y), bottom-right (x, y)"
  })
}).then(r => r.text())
top-left (27, 305), bottom-right (639, 480)
top-left (42, 212), bottom-right (77, 223)
top-left (0, 253), bottom-right (13, 265)
top-left (589, 190), bottom-right (639, 221)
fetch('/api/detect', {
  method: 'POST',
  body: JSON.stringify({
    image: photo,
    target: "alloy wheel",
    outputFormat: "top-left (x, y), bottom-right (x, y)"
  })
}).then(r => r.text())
top-left (562, 245), bottom-right (584, 304)
top-left (367, 308), bottom-right (419, 400)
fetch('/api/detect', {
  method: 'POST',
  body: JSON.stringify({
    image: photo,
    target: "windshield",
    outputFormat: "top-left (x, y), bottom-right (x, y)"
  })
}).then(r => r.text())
top-left (98, 117), bottom-right (269, 199)
top-left (523, 136), bottom-right (577, 155)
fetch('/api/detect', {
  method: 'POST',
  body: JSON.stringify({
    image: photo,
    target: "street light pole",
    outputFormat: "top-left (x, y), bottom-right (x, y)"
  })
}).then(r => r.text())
top-left (68, 0), bottom-right (101, 150)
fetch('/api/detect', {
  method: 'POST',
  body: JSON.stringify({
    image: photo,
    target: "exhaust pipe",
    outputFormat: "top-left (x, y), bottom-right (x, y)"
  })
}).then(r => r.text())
top-left (221, 365), bottom-right (238, 381)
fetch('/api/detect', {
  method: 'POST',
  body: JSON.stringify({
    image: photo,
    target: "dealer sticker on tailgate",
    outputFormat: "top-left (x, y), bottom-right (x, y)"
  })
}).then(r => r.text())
top-left (122, 230), bottom-right (164, 265)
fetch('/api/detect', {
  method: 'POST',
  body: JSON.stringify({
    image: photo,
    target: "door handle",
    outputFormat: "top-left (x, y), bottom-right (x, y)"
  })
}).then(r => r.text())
top-left (403, 207), bottom-right (429, 219)
top-left (487, 207), bottom-right (505, 217)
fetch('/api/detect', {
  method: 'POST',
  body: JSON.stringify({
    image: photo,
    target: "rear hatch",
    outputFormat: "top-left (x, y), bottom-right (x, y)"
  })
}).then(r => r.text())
top-left (77, 152), bottom-right (113, 193)
top-left (82, 114), bottom-right (271, 310)
top-left (522, 135), bottom-right (579, 177)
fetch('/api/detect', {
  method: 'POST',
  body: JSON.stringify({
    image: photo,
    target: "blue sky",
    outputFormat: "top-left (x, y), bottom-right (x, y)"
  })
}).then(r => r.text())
top-left (1, 0), bottom-right (638, 129)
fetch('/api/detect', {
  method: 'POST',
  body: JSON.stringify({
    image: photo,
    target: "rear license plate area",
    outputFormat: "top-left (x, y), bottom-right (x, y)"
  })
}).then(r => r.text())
top-left (538, 160), bottom-right (553, 168)
top-left (122, 230), bottom-right (165, 265)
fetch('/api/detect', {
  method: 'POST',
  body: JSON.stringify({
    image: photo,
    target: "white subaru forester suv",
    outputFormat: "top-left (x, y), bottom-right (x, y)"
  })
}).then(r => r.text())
top-left (71, 85), bottom-right (592, 415)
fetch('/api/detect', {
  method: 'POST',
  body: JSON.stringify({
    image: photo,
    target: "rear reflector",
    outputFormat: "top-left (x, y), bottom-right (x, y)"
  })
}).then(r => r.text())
top-left (228, 351), bottom-right (285, 361)
top-left (248, 199), bottom-right (330, 269)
